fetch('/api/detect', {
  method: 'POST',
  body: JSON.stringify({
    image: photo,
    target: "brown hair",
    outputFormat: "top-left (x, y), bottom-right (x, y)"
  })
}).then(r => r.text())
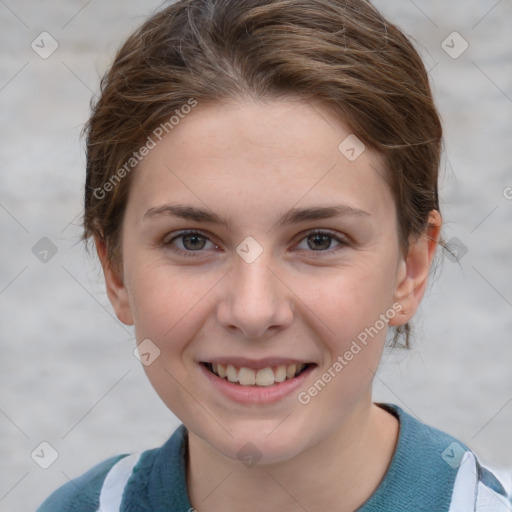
top-left (82, 0), bottom-right (443, 348)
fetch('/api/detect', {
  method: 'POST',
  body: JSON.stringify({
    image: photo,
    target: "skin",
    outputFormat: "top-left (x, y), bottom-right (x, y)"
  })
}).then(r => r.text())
top-left (96, 97), bottom-right (441, 511)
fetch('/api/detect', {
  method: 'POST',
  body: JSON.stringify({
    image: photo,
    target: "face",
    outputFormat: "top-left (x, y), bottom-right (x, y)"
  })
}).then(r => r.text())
top-left (99, 98), bottom-right (436, 465)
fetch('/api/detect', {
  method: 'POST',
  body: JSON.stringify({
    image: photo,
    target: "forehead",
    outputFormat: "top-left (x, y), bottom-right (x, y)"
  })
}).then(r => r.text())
top-left (127, 98), bottom-right (394, 226)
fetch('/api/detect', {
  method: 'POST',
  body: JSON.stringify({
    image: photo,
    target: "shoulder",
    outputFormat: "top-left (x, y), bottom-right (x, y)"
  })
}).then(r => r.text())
top-left (372, 403), bottom-right (512, 511)
top-left (450, 451), bottom-right (512, 511)
top-left (36, 454), bottom-right (130, 512)
top-left (35, 425), bottom-right (189, 512)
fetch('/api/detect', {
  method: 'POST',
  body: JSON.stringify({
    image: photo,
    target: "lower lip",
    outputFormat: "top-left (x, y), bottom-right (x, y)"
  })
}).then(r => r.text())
top-left (199, 364), bottom-right (315, 405)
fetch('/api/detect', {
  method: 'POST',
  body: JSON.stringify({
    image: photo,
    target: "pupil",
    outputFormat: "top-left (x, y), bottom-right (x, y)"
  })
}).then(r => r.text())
top-left (184, 234), bottom-right (205, 250)
top-left (309, 234), bottom-right (331, 250)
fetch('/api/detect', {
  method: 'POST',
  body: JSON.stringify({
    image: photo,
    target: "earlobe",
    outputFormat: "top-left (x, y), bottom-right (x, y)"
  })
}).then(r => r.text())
top-left (388, 210), bottom-right (442, 326)
top-left (94, 237), bottom-right (134, 326)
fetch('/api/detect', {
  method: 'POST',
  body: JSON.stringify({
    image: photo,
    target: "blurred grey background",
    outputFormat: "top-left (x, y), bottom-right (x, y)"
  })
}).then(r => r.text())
top-left (1, 1), bottom-right (511, 510)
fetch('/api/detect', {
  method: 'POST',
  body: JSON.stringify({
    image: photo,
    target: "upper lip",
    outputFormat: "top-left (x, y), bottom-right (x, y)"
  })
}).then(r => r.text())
top-left (200, 357), bottom-right (315, 370)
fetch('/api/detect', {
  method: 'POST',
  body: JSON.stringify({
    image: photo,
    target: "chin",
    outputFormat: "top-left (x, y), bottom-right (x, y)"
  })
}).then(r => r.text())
top-left (189, 416), bottom-right (314, 467)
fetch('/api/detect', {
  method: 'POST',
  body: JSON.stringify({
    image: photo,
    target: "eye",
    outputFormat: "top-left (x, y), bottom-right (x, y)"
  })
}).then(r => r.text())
top-left (164, 230), bottom-right (218, 257)
top-left (163, 229), bottom-right (349, 259)
top-left (295, 230), bottom-right (349, 255)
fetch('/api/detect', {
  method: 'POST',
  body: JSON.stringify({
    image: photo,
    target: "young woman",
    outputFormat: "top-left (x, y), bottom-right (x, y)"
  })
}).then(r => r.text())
top-left (37, 1), bottom-right (512, 510)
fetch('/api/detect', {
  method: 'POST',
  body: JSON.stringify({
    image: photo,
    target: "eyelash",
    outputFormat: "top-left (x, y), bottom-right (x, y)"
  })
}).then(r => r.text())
top-left (163, 229), bottom-right (350, 259)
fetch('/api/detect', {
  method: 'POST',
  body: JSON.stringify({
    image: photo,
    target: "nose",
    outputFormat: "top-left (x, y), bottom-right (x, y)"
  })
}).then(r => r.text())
top-left (216, 252), bottom-right (294, 339)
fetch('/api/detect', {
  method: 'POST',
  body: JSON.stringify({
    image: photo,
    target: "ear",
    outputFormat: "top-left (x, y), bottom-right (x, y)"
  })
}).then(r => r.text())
top-left (388, 210), bottom-right (442, 326)
top-left (94, 236), bottom-right (134, 326)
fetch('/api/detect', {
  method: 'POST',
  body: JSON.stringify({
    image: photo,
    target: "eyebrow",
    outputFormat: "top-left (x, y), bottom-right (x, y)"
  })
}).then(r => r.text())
top-left (143, 203), bottom-right (370, 228)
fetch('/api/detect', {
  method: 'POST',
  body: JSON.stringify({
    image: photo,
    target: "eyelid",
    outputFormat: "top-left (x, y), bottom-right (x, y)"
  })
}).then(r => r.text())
top-left (295, 228), bottom-right (349, 243)
top-left (164, 229), bottom-right (214, 245)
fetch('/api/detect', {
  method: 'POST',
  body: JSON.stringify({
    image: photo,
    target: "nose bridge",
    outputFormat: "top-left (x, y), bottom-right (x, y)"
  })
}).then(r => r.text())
top-left (217, 249), bottom-right (293, 338)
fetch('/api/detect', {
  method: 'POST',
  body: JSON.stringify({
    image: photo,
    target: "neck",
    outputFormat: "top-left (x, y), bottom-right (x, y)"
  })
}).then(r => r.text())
top-left (186, 397), bottom-right (399, 512)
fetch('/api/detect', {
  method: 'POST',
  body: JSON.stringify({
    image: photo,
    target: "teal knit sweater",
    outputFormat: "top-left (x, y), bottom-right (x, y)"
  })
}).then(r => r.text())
top-left (36, 403), bottom-right (512, 511)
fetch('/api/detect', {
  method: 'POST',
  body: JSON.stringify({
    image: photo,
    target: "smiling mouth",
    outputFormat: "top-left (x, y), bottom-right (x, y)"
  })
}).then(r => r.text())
top-left (202, 362), bottom-right (313, 387)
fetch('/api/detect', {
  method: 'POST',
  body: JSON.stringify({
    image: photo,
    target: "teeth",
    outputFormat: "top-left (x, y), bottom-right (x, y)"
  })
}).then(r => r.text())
top-left (274, 365), bottom-right (287, 383)
top-left (208, 362), bottom-right (308, 386)
top-left (217, 363), bottom-right (226, 378)
top-left (238, 367), bottom-right (256, 385)
top-left (226, 365), bottom-right (238, 383)
top-left (286, 364), bottom-right (297, 379)
top-left (255, 368), bottom-right (274, 387)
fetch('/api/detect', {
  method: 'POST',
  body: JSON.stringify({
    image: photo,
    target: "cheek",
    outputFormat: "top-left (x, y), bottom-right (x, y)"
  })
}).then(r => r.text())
top-left (126, 263), bottom-right (218, 421)
top-left (126, 257), bottom-right (213, 342)
top-left (299, 274), bottom-right (394, 414)
top-left (302, 259), bottom-right (398, 393)
top-left (309, 259), bottom-right (398, 339)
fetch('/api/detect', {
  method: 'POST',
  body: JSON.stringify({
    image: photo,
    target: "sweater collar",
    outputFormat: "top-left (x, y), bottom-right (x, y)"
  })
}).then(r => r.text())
top-left (146, 403), bottom-right (462, 511)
